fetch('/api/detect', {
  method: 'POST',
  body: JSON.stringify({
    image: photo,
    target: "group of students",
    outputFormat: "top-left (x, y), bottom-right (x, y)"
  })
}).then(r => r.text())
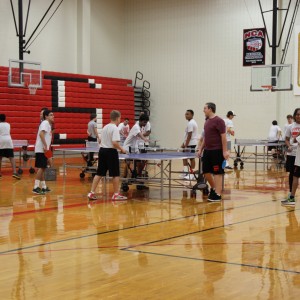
top-left (87, 111), bottom-right (151, 200)
top-left (4, 104), bottom-right (300, 204)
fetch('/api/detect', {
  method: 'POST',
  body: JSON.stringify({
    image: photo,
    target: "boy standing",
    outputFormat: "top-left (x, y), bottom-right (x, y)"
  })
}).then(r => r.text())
top-left (282, 108), bottom-right (300, 206)
top-left (180, 109), bottom-right (198, 180)
top-left (33, 110), bottom-right (54, 194)
top-left (0, 114), bottom-right (21, 179)
top-left (87, 110), bottom-right (127, 200)
top-left (118, 118), bottom-right (130, 146)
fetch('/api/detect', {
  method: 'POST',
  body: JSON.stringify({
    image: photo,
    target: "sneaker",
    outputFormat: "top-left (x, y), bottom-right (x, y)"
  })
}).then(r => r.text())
top-left (32, 187), bottom-right (45, 195)
top-left (225, 166), bottom-right (233, 169)
top-left (12, 173), bottom-right (21, 180)
top-left (281, 197), bottom-right (296, 206)
top-left (42, 187), bottom-right (51, 193)
top-left (184, 174), bottom-right (196, 180)
top-left (112, 193), bottom-right (127, 200)
top-left (179, 173), bottom-right (188, 179)
top-left (208, 192), bottom-right (222, 202)
top-left (208, 188), bottom-right (216, 199)
top-left (88, 192), bottom-right (97, 200)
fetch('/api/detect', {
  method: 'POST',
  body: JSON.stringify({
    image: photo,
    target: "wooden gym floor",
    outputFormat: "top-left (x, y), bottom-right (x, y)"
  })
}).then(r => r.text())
top-left (0, 156), bottom-right (300, 299)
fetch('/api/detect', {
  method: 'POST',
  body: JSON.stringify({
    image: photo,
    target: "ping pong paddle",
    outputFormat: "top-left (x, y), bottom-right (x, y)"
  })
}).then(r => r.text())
top-left (222, 160), bottom-right (227, 169)
top-left (44, 149), bottom-right (52, 158)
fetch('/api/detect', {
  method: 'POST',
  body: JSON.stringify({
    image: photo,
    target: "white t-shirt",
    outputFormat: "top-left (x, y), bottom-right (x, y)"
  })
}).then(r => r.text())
top-left (123, 123), bottom-right (143, 153)
top-left (0, 122), bottom-right (13, 149)
top-left (285, 122), bottom-right (300, 156)
top-left (136, 120), bottom-right (151, 133)
top-left (100, 123), bottom-right (120, 148)
top-left (283, 123), bottom-right (292, 139)
top-left (268, 125), bottom-right (282, 141)
top-left (118, 122), bottom-right (130, 142)
top-left (223, 118), bottom-right (234, 141)
top-left (295, 135), bottom-right (300, 166)
top-left (183, 119), bottom-right (198, 146)
top-left (35, 120), bottom-right (52, 153)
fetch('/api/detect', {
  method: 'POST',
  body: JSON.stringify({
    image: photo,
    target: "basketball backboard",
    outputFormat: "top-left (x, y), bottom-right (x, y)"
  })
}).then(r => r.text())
top-left (8, 59), bottom-right (42, 88)
top-left (250, 64), bottom-right (292, 91)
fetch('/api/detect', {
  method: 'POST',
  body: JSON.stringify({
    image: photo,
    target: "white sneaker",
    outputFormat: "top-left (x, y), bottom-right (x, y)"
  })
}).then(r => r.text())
top-left (179, 173), bottom-right (188, 179)
top-left (184, 174), bottom-right (196, 180)
top-left (112, 193), bottom-right (127, 200)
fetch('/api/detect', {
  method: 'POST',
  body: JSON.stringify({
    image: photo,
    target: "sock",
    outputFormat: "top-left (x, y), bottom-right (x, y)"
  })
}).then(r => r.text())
top-left (41, 181), bottom-right (47, 189)
top-left (34, 180), bottom-right (40, 189)
top-left (183, 166), bottom-right (189, 173)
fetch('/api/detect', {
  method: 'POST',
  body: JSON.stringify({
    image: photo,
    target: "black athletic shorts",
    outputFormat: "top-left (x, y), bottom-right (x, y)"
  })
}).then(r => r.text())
top-left (293, 165), bottom-right (300, 178)
top-left (186, 145), bottom-right (196, 153)
top-left (0, 149), bottom-right (14, 158)
top-left (88, 136), bottom-right (97, 142)
top-left (202, 149), bottom-right (224, 175)
top-left (286, 155), bottom-right (295, 172)
top-left (35, 153), bottom-right (48, 169)
top-left (97, 148), bottom-right (120, 177)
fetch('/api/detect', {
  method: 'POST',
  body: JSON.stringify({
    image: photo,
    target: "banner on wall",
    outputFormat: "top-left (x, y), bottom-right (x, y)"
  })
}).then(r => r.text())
top-left (243, 28), bottom-right (266, 66)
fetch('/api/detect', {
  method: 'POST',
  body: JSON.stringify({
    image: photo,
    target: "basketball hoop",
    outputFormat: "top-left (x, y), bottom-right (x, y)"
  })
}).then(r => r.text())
top-left (261, 85), bottom-right (273, 92)
top-left (27, 83), bottom-right (38, 95)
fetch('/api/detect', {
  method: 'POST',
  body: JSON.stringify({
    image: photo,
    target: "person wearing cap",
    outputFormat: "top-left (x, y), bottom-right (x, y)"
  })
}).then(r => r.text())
top-left (223, 111), bottom-right (236, 170)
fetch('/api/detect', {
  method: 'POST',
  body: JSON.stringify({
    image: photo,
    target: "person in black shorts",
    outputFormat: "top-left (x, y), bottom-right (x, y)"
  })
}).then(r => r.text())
top-left (197, 102), bottom-right (229, 202)
top-left (87, 110), bottom-right (127, 201)
top-left (0, 114), bottom-right (21, 179)
top-left (32, 110), bottom-right (54, 195)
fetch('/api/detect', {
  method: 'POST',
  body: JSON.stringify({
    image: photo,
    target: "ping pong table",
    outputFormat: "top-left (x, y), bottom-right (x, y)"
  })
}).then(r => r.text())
top-left (55, 146), bottom-right (198, 198)
top-left (233, 139), bottom-right (286, 169)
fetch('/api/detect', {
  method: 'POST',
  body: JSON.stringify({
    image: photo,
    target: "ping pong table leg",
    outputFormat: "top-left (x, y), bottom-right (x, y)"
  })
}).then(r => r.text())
top-left (161, 160), bottom-right (164, 199)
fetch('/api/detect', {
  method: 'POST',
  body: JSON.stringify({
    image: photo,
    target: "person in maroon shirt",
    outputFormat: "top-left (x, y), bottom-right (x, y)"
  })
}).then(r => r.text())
top-left (197, 102), bottom-right (229, 202)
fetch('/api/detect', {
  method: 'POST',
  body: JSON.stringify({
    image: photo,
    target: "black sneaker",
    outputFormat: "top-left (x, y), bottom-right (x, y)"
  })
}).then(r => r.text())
top-left (32, 187), bottom-right (45, 195)
top-left (42, 187), bottom-right (51, 193)
top-left (12, 173), bottom-right (21, 180)
top-left (208, 188), bottom-right (216, 199)
top-left (208, 192), bottom-right (222, 202)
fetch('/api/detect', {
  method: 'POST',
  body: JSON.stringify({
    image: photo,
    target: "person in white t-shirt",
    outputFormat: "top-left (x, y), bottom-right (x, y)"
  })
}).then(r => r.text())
top-left (135, 111), bottom-right (151, 146)
top-left (282, 108), bottom-right (300, 205)
top-left (268, 120), bottom-right (282, 155)
top-left (268, 120), bottom-right (282, 141)
top-left (0, 114), bottom-right (21, 179)
top-left (118, 118), bottom-right (130, 146)
top-left (223, 111), bottom-right (236, 170)
top-left (32, 110), bottom-right (54, 195)
top-left (124, 114), bottom-right (149, 154)
top-left (88, 110), bottom-right (127, 201)
top-left (283, 114), bottom-right (293, 139)
top-left (180, 110), bottom-right (198, 180)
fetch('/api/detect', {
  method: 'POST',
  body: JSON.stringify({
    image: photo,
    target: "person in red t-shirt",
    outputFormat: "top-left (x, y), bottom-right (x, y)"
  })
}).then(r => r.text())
top-left (197, 102), bottom-right (229, 202)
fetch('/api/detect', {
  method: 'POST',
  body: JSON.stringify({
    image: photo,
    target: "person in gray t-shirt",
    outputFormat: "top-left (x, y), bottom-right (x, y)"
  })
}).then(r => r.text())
top-left (86, 113), bottom-right (100, 165)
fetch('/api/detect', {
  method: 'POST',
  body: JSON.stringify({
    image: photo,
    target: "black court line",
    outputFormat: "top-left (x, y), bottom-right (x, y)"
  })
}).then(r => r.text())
top-left (123, 249), bottom-right (300, 275)
top-left (0, 199), bottom-right (295, 255)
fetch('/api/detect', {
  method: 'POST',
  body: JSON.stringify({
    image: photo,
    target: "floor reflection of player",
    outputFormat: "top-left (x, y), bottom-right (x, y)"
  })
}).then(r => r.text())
top-left (89, 201), bottom-right (121, 276)
top-left (196, 203), bottom-right (227, 297)
top-left (285, 211), bottom-right (300, 288)
top-left (33, 195), bottom-right (56, 276)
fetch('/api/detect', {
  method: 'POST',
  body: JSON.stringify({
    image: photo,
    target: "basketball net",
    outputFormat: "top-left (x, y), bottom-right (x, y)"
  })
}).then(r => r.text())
top-left (261, 85), bottom-right (273, 92)
top-left (26, 83), bottom-right (37, 95)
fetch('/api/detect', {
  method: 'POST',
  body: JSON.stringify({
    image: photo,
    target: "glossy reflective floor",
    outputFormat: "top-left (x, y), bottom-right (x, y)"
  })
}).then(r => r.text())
top-left (0, 157), bottom-right (300, 299)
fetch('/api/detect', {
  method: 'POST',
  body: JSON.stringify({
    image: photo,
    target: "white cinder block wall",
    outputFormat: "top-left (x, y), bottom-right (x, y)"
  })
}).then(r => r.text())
top-left (1, 0), bottom-right (300, 148)
top-left (123, 0), bottom-right (300, 147)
